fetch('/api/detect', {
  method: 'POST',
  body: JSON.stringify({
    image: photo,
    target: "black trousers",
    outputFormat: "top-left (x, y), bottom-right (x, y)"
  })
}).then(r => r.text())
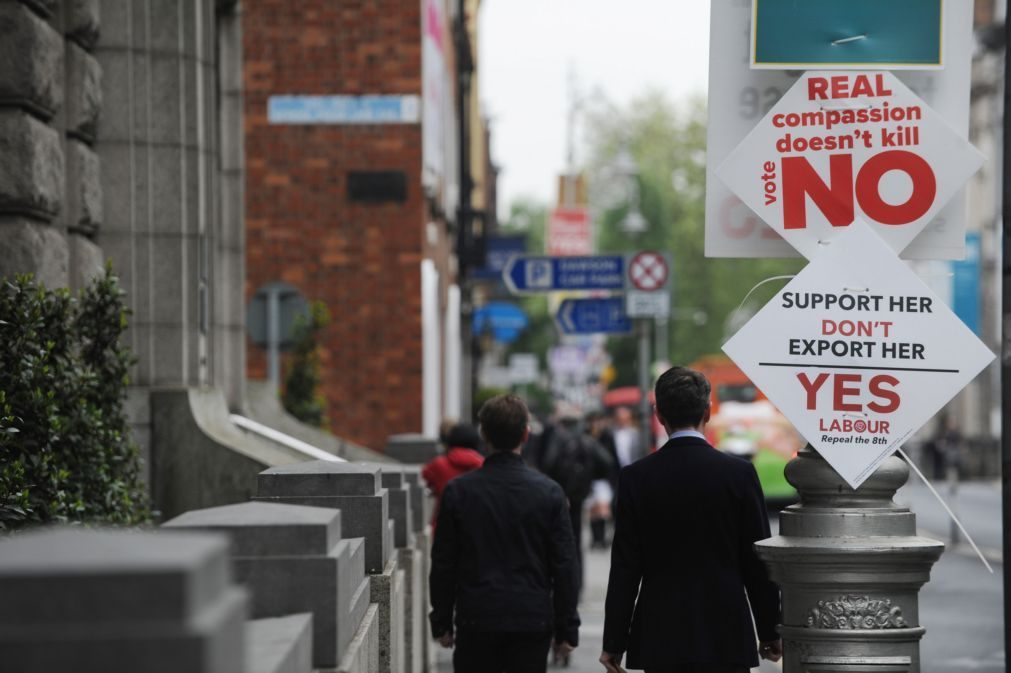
top-left (453, 630), bottom-right (552, 673)
top-left (642, 662), bottom-right (748, 666)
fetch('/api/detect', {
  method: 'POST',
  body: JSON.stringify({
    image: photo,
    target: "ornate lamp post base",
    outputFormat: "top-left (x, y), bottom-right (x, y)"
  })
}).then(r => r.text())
top-left (756, 448), bottom-right (944, 673)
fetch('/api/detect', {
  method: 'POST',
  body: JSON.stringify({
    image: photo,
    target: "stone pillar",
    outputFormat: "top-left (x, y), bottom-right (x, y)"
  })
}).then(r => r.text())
top-left (401, 466), bottom-right (430, 536)
top-left (255, 461), bottom-right (393, 573)
top-left (0, 527), bottom-right (248, 673)
top-left (0, 1), bottom-right (69, 288)
top-left (384, 434), bottom-right (440, 464)
top-left (401, 465), bottom-right (436, 673)
top-left (62, 0), bottom-right (104, 289)
top-left (163, 501), bottom-right (371, 669)
top-left (255, 461), bottom-right (405, 673)
top-left (214, 0), bottom-right (246, 411)
top-left (362, 463), bottom-right (424, 673)
top-left (756, 449), bottom-right (944, 673)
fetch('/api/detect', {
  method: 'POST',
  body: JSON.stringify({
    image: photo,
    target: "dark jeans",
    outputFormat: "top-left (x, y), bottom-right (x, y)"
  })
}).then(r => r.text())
top-left (453, 630), bottom-right (553, 673)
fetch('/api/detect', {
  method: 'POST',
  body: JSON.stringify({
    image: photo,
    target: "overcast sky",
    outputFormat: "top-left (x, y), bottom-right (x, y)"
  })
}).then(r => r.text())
top-left (479, 1), bottom-right (712, 217)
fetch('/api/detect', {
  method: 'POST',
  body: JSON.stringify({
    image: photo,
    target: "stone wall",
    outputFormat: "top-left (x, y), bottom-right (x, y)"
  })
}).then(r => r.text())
top-left (0, 0), bottom-right (104, 289)
top-left (0, 458), bottom-right (436, 673)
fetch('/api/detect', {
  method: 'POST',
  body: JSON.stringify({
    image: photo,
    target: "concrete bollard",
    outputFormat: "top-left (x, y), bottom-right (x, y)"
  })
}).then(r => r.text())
top-left (756, 448), bottom-right (944, 673)
top-left (384, 434), bottom-right (439, 465)
top-left (254, 460), bottom-right (405, 673)
top-left (0, 527), bottom-right (248, 673)
top-left (163, 501), bottom-right (370, 669)
top-left (360, 462), bottom-right (426, 673)
top-left (255, 461), bottom-right (392, 573)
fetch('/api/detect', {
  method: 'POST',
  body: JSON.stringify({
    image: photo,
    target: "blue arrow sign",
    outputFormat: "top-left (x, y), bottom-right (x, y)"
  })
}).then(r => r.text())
top-left (503, 255), bottom-right (625, 294)
top-left (556, 297), bottom-right (632, 335)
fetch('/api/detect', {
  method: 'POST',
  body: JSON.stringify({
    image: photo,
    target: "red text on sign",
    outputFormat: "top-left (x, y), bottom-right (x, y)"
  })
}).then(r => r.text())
top-left (822, 320), bottom-right (893, 338)
top-left (807, 74), bottom-right (893, 101)
top-left (796, 372), bottom-right (901, 414)
top-left (782, 150), bottom-right (937, 229)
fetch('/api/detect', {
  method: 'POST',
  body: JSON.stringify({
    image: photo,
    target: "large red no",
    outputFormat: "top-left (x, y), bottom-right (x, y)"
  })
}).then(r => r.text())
top-left (782, 150), bottom-right (936, 229)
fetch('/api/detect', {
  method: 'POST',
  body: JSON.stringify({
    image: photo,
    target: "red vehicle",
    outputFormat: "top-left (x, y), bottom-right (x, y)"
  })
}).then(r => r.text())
top-left (603, 357), bottom-right (800, 501)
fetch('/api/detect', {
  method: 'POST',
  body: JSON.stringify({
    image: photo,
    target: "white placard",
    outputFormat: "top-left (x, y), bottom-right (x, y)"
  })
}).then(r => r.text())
top-left (716, 71), bottom-right (984, 260)
top-left (704, 0), bottom-right (975, 260)
top-left (722, 222), bottom-right (994, 488)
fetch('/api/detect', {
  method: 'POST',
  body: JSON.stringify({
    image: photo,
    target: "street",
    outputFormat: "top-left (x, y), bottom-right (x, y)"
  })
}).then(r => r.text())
top-left (436, 479), bottom-right (1004, 673)
top-left (896, 480), bottom-right (1005, 673)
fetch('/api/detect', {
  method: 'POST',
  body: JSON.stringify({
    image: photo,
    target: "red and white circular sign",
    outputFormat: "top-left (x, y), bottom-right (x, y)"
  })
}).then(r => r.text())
top-left (628, 251), bottom-right (668, 291)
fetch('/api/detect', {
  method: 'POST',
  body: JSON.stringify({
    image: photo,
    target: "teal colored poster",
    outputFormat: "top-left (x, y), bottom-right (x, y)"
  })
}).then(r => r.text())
top-left (751, 0), bottom-right (943, 70)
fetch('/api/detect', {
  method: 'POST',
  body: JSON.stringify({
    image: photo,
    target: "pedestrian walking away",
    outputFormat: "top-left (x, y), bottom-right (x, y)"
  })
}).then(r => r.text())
top-left (422, 422), bottom-right (484, 531)
top-left (600, 366), bottom-right (782, 673)
top-left (429, 394), bottom-right (581, 673)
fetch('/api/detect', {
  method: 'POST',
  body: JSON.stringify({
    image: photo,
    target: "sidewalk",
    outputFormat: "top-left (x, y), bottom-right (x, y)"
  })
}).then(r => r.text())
top-left (437, 536), bottom-right (780, 673)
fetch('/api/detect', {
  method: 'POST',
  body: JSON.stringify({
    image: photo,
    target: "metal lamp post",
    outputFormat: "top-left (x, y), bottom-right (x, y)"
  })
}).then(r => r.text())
top-left (756, 447), bottom-right (943, 672)
top-left (614, 146), bottom-right (653, 454)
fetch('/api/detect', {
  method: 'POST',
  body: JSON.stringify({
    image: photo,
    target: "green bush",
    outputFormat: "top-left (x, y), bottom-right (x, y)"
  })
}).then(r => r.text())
top-left (0, 267), bottom-right (149, 531)
top-left (282, 300), bottom-right (330, 428)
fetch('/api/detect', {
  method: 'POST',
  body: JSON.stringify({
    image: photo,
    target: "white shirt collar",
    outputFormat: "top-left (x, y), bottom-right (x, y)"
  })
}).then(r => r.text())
top-left (668, 429), bottom-right (706, 441)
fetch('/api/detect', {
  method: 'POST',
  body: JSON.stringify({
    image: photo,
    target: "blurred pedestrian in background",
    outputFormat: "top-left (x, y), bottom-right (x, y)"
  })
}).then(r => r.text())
top-left (526, 408), bottom-right (613, 589)
top-left (586, 411), bottom-right (619, 549)
top-left (422, 422), bottom-right (484, 530)
top-left (429, 394), bottom-right (580, 672)
top-left (611, 406), bottom-right (643, 469)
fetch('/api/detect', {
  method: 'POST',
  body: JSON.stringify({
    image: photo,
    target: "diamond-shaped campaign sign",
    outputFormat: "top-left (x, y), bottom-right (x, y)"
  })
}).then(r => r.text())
top-left (723, 222), bottom-right (994, 488)
top-left (716, 71), bottom-right (984, 260)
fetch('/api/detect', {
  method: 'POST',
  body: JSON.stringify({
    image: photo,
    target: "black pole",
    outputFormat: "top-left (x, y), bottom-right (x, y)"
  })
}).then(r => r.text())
top-left (455, 0), bottom-right (476, 420)
top-left (1001, 4), bottom-right (1010, 667)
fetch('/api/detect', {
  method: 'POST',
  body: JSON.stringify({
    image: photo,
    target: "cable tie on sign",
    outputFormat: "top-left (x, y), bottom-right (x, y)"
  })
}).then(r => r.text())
top-left (842, 412), bottom-right (868, 419)
top-left (726, 275), bottom-right (796, 336)
top-left (897, 447), bottom-right (994, 574)
top-left (843, 287), bottom-right (870, 293)
top-left (832, 34), bottom-right (867, 46)
top-left (817, 240), bottom-right (831, 246)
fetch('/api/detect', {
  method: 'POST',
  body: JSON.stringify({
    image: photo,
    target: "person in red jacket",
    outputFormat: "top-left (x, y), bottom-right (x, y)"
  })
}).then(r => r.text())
top-left (423, 423), bottom-right (484, 529)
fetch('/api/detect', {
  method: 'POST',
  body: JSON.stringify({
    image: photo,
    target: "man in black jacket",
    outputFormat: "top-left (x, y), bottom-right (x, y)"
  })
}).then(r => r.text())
top-left (430, 394), bottom-right (580, 672)
top-left (600, 367), bottom-right (781, 673)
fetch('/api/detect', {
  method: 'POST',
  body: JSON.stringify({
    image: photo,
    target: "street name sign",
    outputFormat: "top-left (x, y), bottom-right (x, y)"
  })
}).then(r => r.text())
top-left (705, 0), bottom-right (974, 260)
top-left (716, 70), bottom-right (984, 260)
top-left (625, 251), bottom-right (671, 318)
top-left (268, 95), bottom-right (421, 124)
top-left (556, 297), bottom-right (632, 335)
top-left (722, 223), bottom-right (994, 488)
top-left (503, 255), bottom-right (625, 294)
top-left (751, 0), bottom-right (943, 70)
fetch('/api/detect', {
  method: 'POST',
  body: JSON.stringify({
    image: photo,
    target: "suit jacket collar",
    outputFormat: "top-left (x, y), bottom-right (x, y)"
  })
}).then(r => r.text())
top-left (658, 435), bottom-right (714, 452)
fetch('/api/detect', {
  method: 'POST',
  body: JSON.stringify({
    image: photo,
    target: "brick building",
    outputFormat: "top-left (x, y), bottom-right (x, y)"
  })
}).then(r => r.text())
top-left (243, 0), bottom-right (475, 451)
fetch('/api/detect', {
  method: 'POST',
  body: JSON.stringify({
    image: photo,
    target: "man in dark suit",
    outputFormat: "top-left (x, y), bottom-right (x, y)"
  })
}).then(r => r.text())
top-left (430, 394), bottom-right (580, 673)
top-left (600, 366), bottom-right (781, 673)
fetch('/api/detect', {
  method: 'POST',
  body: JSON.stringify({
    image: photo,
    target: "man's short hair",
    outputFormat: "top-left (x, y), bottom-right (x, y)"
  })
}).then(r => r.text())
top-left (654, 366), bottom-right (711, 430)
top-left (478, 394), bottom-right (529, 452)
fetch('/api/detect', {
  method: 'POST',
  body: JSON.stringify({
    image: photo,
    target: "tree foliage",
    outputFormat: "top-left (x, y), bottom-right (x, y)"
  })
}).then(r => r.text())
top-left (583, 91), bottom-right (804, 380)
top-left (282, 301), bottom-right (331, 428)
top-left (0, 267), bottom-right (149, 530)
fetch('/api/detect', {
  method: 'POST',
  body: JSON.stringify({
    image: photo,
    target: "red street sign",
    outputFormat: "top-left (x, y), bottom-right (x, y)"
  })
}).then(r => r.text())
top-left (546, 207), bottom-right (592, 256)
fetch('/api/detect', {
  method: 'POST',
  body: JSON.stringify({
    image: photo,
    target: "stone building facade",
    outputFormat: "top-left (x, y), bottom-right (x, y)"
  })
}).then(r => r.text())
top-left (0, 0), bottom-right (393, 519)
